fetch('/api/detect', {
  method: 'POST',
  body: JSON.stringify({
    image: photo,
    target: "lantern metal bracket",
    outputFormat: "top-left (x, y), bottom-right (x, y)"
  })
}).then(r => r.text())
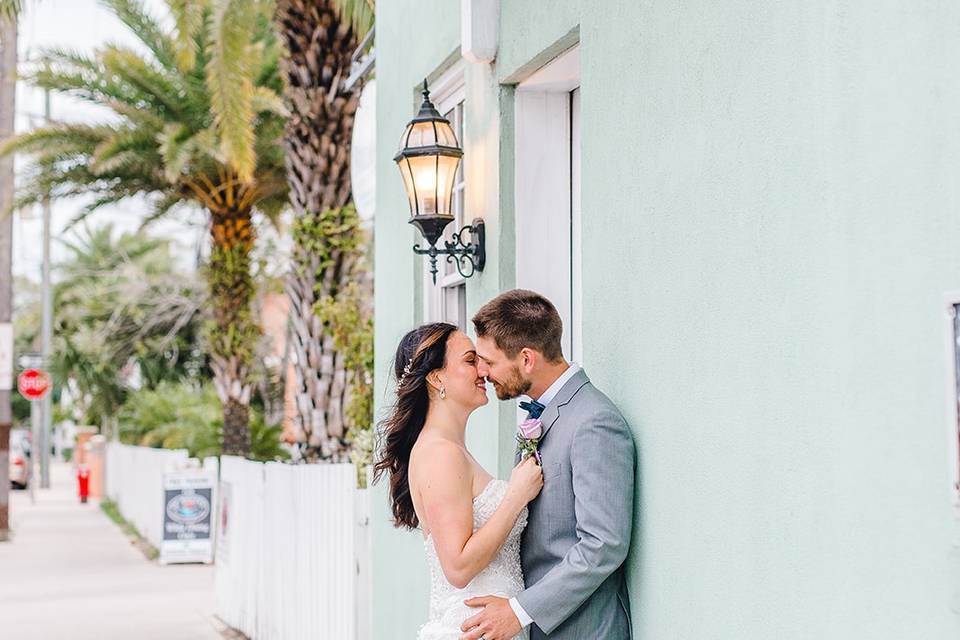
top-left (413, 218), bottom-right (486, 284)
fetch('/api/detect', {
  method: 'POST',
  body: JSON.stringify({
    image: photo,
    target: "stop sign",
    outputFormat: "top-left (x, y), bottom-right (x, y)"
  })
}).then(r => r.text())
top-left (18, 368), bottom-right (51, 400)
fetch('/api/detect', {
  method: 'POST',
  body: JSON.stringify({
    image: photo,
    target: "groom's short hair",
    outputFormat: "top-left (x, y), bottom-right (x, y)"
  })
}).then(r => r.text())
top-left (472, 289), bottom-right (564, 362)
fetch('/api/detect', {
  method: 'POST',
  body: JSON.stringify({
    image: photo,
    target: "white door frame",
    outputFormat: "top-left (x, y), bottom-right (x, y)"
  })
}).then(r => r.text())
top-left (514, 46), bottom-right (582, 361)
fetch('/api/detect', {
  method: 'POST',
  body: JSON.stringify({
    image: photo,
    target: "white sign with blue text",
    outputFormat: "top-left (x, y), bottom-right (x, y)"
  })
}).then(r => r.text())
top-left (159, 469), bottom-right (217, 565)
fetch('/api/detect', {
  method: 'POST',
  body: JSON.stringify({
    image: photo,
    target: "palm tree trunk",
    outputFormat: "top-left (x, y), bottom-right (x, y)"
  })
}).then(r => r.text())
top-left (276, 0), bottom-right (362, 462)
top-left (207, 207), bottom-right (258, 457)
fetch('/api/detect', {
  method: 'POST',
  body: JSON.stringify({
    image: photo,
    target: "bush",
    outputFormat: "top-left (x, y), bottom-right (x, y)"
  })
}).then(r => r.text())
top-left (118, 381), bottom-right (289, 462)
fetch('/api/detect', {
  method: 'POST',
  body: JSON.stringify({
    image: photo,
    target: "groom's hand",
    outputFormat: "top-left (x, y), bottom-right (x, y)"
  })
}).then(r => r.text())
top-left (460, 596), bottom-right (521, 640)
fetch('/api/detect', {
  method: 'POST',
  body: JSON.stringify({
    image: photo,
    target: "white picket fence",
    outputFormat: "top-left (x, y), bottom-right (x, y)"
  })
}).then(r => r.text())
top-left (214, 455), bottom-right (371, 640)
top-left (104, 442), bottom-right (192, 549)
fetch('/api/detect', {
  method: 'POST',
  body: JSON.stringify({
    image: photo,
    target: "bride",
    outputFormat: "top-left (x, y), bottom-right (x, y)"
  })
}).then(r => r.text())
top-left (374, 322), bottom-right (543, 640)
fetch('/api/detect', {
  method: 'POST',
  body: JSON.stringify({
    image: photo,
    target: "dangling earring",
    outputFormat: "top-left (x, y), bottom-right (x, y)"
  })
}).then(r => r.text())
top-left (439, 385), bottom-right (446, 400)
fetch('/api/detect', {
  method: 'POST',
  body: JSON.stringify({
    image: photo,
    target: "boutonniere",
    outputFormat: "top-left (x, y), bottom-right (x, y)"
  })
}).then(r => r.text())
top-left (516, 418), bottom-right (543, 464)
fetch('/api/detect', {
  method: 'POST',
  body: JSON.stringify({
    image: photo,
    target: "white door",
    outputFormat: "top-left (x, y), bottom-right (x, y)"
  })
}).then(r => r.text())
top-left (515, 48), bottom-right (582, 361)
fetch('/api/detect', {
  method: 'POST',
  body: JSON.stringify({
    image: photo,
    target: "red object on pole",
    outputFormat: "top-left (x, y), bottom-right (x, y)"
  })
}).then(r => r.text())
top-left (77, 464), bottom-right (90, 504)
top-left (17, 368), bottom-right (50, 400)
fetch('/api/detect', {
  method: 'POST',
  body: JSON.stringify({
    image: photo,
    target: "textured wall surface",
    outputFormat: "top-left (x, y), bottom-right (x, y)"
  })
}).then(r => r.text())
top-left (373, 1), bottom-right (960, 638)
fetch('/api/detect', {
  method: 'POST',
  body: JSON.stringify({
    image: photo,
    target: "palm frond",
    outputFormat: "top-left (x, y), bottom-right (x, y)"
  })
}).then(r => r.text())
top-left (166, 0), bottom-right (207, 71)
top-left (333, 0), bottom-right (374, 39)
top-left (206, 0), bottom-right (257, 182)
top-left (99, 45), bottom-right (191, 121)
top-left (251, 86), bottom-right (287, 118)
top-left (157, 123), bottom-right (219, 181)
top-left (31, 51), bottom-right (166, 118)
top-left (91, 127), bottom-right (162, 176)
top-left (0, 123), bottom-right (107, 157)
top-left (100, 0), bottom-right (180, 71)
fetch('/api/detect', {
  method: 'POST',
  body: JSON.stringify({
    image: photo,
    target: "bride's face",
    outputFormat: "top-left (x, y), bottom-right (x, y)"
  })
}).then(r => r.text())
top-left (433, 331), bottom-right (489, 410)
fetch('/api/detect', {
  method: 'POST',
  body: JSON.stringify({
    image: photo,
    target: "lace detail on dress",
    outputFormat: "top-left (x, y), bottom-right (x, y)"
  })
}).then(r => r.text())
top-left (418, 479), bottom-right (529, 640)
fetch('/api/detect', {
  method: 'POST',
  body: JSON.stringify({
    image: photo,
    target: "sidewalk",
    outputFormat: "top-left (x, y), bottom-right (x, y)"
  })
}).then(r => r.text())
top-left (0, 461), bottom-right (222, 640)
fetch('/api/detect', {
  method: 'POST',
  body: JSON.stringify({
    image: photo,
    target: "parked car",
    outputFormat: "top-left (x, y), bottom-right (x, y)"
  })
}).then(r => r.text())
top-left (9, 429), bottom-right (31, 489)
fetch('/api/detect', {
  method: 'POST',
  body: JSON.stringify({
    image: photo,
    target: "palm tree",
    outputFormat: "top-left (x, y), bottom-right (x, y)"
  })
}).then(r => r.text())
top-left (275, 0), bottom-right (373, 461)
top-left (2, 0), bottom-right (288, 455)
top-left (52, 224), bottom-right (204, 429)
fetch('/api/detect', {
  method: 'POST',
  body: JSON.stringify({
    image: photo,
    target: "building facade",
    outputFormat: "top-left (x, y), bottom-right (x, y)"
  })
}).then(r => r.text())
top-left (372, 1), bottom-right (960, 637)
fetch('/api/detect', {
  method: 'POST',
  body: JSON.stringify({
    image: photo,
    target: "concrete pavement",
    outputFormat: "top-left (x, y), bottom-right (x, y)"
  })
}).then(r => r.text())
top-left (0, 461), bottom-right (223, 640)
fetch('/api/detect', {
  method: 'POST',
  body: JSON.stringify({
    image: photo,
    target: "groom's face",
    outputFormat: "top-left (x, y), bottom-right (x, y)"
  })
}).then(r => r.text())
top-left (475, 336), bottom-right (532, 401)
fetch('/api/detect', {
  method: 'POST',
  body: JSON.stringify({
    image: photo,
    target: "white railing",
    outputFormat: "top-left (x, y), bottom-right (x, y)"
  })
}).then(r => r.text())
top-left (105, 442), bottom-right (191, 549)
top-left (215, 456), bottom-right (371, 640)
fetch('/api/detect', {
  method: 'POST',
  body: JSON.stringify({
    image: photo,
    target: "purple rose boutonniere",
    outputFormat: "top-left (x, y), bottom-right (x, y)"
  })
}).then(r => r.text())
top-left (517, 418), bottom-right (543, 464)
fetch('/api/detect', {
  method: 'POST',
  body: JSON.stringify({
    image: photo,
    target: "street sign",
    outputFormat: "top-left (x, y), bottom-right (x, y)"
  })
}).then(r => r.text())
top-left (17, 369), bottom-right (50, 400)
top-left (0, 323), bottom-right (11, 390)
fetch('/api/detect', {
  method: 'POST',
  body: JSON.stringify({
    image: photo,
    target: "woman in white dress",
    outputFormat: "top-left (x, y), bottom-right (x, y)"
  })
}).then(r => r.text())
top-left (375, 323), bottom-right (543, 640)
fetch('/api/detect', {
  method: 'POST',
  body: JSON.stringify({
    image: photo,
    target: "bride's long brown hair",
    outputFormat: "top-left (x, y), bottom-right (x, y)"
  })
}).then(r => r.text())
top-left (373, 322), bottom-right (458, 530)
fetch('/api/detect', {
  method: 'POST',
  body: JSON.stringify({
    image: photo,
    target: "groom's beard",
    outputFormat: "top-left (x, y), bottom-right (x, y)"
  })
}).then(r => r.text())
top-left (489, 365), bottom-right (532, 400)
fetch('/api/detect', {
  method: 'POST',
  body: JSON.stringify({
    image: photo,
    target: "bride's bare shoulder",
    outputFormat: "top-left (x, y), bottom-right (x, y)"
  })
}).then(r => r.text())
top-left (410, 436), bottom-right (470, 482)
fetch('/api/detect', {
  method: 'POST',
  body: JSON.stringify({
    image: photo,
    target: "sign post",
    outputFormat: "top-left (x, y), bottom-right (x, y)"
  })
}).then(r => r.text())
top-left (159, 469), bottom-right (217, 565)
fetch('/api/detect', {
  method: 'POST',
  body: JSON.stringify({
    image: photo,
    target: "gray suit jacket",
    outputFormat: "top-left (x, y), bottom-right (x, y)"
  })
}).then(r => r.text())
top-left (515, 369), bottom-right (635, 639)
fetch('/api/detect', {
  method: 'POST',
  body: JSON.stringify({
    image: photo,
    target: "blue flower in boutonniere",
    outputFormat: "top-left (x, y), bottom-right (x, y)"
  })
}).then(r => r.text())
top-left (517, 418), bottom-right (543, 464)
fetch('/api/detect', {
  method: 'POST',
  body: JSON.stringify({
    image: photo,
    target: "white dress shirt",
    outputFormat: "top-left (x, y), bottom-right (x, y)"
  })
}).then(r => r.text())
top-left (508, 363), bottom-right (581, 629)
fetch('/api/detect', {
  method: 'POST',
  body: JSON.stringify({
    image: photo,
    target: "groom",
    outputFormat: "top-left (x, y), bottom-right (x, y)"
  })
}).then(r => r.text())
top-left (460, 290), bottom-right (636, 640)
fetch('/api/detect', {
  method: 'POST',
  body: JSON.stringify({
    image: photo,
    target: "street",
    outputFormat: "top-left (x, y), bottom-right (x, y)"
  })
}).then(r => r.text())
top-left (0, 462), bottom-right (222, 639)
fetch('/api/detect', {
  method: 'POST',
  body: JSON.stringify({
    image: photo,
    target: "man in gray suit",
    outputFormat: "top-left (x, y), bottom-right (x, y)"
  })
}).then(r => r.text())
top-left (460, 290), bottom-right (636, 640)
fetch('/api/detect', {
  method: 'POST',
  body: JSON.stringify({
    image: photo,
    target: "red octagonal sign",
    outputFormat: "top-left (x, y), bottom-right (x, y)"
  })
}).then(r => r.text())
top-left (18, 368), bottom-right (50, 400)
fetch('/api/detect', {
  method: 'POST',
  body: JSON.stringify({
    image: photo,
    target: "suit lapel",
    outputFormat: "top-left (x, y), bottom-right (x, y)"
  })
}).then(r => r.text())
top-left (538, 369), bottom-right (590, 442)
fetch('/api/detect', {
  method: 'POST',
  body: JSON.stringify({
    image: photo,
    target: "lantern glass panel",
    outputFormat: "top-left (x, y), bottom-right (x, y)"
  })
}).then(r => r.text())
top-left (400, 121), bottom-right (432, 150)
top-left (399, 157), bottom-right (419, 216)
top-left (397, 120), bottom-right (460, 152)
top-left (405, 153), bottom-right (461, 217)
top-left (435, 121), bottom-right (458, 147)
top-left (434, 153), bottom-right (459, 216)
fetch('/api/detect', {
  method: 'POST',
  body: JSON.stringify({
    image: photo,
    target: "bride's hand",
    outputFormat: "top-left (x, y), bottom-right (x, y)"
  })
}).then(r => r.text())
top-left (507, 456), bottom-right (543, 505)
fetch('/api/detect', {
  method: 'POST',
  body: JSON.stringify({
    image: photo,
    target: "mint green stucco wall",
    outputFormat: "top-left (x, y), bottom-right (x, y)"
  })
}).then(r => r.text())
top-left (373, 2), bottom-right (960, 638)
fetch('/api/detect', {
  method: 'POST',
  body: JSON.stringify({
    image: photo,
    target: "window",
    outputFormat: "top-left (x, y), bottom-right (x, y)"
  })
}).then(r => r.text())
top-left (422, 64), bottom-right (467, 329)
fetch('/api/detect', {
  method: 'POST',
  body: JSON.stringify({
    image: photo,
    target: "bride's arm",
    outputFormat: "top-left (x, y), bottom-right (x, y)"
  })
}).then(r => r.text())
top-left (417, 441), bottom-right (541, 589)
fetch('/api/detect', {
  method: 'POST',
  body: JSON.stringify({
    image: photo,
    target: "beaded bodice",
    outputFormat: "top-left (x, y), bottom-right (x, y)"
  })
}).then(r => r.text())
top-left (418, 479), bottom-right (528, 640)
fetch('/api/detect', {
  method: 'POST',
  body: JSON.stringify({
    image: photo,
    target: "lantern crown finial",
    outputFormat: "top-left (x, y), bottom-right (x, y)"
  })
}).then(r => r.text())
top-left (416, 80), bottom-right (443, 120)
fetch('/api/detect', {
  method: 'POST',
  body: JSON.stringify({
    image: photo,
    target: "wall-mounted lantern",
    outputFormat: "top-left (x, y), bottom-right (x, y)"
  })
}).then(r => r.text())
top-left (394, 81), bottom-right (485, 284)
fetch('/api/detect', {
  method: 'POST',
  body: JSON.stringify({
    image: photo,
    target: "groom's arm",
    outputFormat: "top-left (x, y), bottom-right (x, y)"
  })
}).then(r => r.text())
top-left (514, 409), bottom-right (635, 635)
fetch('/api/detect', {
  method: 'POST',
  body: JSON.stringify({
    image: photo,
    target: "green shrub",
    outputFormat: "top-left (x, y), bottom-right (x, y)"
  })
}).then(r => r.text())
top-left (118, 381), bottom-right (289, 462)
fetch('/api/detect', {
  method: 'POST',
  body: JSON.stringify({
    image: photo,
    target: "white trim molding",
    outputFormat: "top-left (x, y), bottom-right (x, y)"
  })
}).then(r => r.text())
top-left (461, 0), bottom-right (499, 64)
top-left (516, 46), bottom-right (580, 93)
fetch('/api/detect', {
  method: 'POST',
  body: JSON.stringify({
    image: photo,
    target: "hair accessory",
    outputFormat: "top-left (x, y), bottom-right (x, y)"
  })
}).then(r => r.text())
top-left (397, 357), bottom-right (415, 389)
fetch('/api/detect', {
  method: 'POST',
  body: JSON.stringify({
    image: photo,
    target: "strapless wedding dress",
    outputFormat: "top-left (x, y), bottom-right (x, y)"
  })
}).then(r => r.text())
top-left (418, 479), bottom-right (529, 640)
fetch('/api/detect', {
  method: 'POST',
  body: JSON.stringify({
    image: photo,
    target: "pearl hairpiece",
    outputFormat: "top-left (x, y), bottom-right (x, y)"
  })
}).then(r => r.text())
top-left (397, 357), bottom-right (415, 389)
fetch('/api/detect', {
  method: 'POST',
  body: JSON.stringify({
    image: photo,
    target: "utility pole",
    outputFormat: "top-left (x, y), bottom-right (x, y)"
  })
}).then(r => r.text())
top-left (0, 14), bottom-right (18, 542)
top-left (39, 88), bottom-right (51, 489)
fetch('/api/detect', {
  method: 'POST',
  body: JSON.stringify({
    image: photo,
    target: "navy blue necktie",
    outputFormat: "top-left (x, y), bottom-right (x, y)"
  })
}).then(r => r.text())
top-left (519, 399), bottom-right (545, 419)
